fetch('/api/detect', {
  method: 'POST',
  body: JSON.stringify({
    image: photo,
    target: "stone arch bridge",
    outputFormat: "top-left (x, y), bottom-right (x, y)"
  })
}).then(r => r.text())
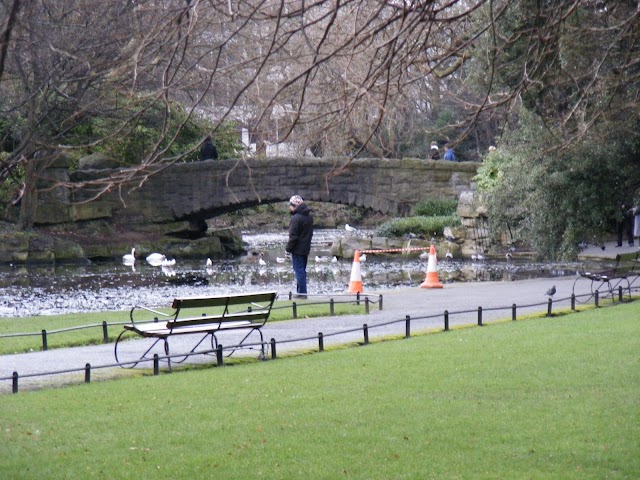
top-left (36, 157), bottom-right (479, 234)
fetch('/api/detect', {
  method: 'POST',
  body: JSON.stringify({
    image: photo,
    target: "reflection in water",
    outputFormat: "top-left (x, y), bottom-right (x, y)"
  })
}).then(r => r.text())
top-left (0, 229), bottom-right (593, 317)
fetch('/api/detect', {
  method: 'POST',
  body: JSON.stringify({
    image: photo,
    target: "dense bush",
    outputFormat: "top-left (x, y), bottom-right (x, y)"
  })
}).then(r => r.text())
top-left (375, 215), bottom-right (460, 238)
top-left (414, 198), bottom-right (458, 217)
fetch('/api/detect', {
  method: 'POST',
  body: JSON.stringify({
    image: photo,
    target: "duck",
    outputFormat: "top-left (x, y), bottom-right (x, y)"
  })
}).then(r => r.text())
top-left (146, 253), bottom-right (166, 266)
top-left (122, 248), bottom-right (136, 265)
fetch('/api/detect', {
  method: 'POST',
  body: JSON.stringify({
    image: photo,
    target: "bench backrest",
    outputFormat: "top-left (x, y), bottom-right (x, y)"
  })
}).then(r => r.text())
top-left (168, 291), bottom-right (277, 328)
top-left (614, 252), bottom-right (640, 273)
top-left (171, 291), bottom-right (277, 311)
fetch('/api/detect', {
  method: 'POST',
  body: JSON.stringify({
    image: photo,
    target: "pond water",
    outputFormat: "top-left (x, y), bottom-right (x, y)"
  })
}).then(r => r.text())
top-left (0, 228), bottom-right (595, 318)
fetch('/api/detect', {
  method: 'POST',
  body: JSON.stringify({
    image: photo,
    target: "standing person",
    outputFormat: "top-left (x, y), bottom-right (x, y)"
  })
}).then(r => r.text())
top-left (632, 197), bottom-right (640, 246)
top-left (286, 195), bottom-right (314, 299)
top-left (428, 141), bottom-right (440, 160)
top-left (200, 135), bottom-right (218, 160)
top-left (616, 200), bottom-right (634, 247)
top-left (443, 143), bottom-right (456, 161)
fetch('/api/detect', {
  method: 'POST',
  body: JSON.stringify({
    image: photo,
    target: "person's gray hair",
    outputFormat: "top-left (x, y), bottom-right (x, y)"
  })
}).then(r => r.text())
top-left (289, 195), bottom-right (304, 207)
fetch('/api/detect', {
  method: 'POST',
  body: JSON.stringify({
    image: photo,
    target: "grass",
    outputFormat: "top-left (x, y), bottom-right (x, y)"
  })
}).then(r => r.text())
top-left (1, 302), bottom-right (638, 479)
top-left (0, 298), bottom-right (369, 355)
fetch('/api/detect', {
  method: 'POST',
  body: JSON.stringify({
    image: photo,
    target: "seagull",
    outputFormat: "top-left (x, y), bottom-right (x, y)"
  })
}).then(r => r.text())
top-left (258, 256), bottom-right (267, 266)
top-left (545, 285), bottom-right (556, 297)
top-left (122, 248), bottom-right (136, 265)
top-left (206, 258), bottom-right (213, 266)
top-left (476, 253), bottom-right (485, 261)
top-left (419, 251), bottom-right (429, 260)
top-left (445, 250), bottom-right (453, 260)
top-left (345, 224), bottom-right (358, 234)
top-left (146, 252), bottom-right (166, 266)
top-left (360, 253), bottom-right (367, 261)
top-left (471, 254), bottom-right (477, 261)
top-left (331, 256), bottom-right (339, 263)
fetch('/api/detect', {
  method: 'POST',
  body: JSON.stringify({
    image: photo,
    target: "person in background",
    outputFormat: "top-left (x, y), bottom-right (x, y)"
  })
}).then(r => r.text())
top-left (429, 141), bottom-right (440, 160)
top-left (443, 143), bottom-right (456, 161)
top-left (616, 200), bottom-right (634, 247)
top-left (200, 135), bottom-right (218, 160)
top-left (285, 195), bottom-right (314, 299)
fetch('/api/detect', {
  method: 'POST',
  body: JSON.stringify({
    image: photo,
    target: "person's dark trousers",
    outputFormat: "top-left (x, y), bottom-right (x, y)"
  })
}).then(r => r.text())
top-left (617, 217), bottom-right (634, 246)
top-left (291, 253), bottom-right (308, 295)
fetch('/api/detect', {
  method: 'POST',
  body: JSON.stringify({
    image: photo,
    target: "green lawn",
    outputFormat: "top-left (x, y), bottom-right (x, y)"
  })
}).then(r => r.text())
top-left (1, 302), bottom-right (639, 479)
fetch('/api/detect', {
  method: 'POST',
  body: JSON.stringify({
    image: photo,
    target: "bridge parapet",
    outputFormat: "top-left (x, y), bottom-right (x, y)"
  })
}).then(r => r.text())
top-left (35, 157), bottom-right (479, 228)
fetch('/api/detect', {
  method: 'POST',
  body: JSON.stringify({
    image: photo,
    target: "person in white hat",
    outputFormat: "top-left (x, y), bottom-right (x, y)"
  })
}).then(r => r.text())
top-left (285, 195), bottom-right (314, 299)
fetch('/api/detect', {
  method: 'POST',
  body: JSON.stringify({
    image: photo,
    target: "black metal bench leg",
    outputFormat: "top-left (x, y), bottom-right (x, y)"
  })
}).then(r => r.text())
top-left (164, 339), bottom-right (172, 372)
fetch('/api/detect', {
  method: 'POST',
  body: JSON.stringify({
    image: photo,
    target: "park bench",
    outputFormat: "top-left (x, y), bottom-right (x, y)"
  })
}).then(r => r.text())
top-left (572, 251), bottom-right (640, 302)
top-left (114, 291), bottom-right (277, 369)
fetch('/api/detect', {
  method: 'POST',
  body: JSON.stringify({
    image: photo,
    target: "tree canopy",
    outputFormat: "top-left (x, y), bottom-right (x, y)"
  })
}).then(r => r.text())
top-left (0, 0), bottom-right (638, 257)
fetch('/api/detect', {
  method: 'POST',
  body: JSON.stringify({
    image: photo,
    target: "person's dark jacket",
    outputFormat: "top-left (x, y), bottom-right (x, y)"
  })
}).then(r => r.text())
top-left (286, 203), bottom-right (313, 256)
top-left (201, 139), bottom-right (218, 160)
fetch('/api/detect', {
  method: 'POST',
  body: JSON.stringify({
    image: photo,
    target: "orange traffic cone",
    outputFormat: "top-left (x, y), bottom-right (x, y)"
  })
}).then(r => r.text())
top-left (420, 245), bottom-right (443, 289)
top-left (347, 250), bottom-right (364, 293)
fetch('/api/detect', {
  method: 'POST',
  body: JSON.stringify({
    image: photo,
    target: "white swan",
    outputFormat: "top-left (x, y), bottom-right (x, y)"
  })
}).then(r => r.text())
top-left (146, 253), bottom-right (166, 266)
top-left (122, 248), bottom-right (136, 265)
top-left (206, 258), bottom-right (213, 266)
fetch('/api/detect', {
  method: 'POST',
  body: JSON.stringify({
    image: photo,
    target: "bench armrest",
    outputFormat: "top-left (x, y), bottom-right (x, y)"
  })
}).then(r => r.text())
top-left (130, 305), bottom-right (173, 323)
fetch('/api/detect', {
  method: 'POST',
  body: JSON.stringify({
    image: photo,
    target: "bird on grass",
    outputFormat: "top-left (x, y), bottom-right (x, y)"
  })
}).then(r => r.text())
top-left (545, 285), bottom-right (556, 298)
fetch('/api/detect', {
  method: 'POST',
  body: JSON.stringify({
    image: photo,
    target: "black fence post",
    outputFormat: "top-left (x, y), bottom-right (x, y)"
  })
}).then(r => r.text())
top-left (270, 338), bottom-right (277, 360)
top-left (102, 321), bottom-right (109, 344)
top-left (477, 306), bottom-right (483, 326)
top-left (12, 371), bottom-right (18, 394)
top-left (365, 297), bottom-right (370, 314)
top-left (618, 286), bottom-right (623, 302)
top-left (512, 303), bottom-right (517, 321)
top-left (288, 292), bottom-right (292, 301)
top-left (318, 332), bottom-right (324, 352)
top-left (595, 291), bottom-right (599, 307)
top-left (547, 298), bottom-right (552, 317)
top-left (363, 324), bottom-right (369, 345)
top-left (153, 354), bottom-right (159, 375)
top-left (356, 292), bottom-right (361, 305)
top-left (444, 310), bottom-right (449, 331)
top-left (378, 295), bottom-right (383, 310)
top-left (571, 294), bottom-right (576, 310)
top-left (330, 299), bottom-right (335, 316)
top-left (405, 315), bottom-right (411, 338)
top-left (85, 363), bottom-right (91, 384)
top-left (292, 302), bottom-right (298, 319)
top-left (41, 329), bottom-right (48, 351)
top-left (216, 345), bottom-right (224, 366)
